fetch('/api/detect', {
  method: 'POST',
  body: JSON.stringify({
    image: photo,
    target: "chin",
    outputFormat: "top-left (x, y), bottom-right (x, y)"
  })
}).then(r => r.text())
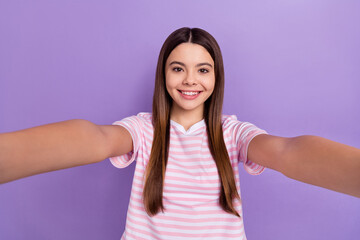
top-left (177, 103), bottom-right (203, 112)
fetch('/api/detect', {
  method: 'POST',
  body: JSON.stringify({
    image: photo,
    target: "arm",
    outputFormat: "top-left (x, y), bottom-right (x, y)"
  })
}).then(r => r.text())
top-left (0, 120), bottom-right (132, 184)
top-left (248, 134), bottom-right (360, 198)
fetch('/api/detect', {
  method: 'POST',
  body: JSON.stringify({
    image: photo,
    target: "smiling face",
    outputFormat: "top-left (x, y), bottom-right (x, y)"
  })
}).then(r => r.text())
top-left (165, 43), bottom-right (215, 119)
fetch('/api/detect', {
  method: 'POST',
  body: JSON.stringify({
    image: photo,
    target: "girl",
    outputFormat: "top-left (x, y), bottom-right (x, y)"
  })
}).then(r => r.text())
top-left (0, 27), bottom-right (359, 239)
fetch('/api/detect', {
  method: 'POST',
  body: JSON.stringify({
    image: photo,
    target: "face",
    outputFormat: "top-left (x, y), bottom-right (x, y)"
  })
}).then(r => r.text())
top-left (165, 43), bottom-right (215, 116)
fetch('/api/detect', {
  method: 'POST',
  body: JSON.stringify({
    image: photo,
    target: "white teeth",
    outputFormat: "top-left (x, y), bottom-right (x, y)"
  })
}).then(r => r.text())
top-left (181, 91), bottom-right (199, 96)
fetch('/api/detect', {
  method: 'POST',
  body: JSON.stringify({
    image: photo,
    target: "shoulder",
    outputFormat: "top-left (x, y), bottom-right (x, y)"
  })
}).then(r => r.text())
top-left (221, 114), bottom-right (238, 123)
top-left (118, 112), bottom-right (152, 124)
top-left (221, 114), bottom-right (268, 138)
top-left (136, 112), bottom-right (152, 123)
top-left (112, 112), bottom-right (152, 131)
top-left (221, 114), bottom-right (240, 130)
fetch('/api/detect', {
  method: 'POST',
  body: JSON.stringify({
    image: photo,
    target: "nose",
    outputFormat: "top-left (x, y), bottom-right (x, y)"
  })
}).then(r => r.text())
top-left (182, 70), bottom-right (198, 86)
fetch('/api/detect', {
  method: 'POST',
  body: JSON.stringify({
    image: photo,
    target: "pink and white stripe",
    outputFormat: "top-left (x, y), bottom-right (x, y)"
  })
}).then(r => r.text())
top-left (110, 112), bottom-right (267, 240)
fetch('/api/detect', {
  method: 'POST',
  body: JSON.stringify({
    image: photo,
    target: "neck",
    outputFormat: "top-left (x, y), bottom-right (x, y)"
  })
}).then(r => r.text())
top-left (170, 105), bottom-right (204, 131)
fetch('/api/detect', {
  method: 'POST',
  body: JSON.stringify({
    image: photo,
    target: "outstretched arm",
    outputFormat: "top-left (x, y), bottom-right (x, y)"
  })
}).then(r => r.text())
top-left (0, 120), bottom-right (132, 183)
top-left (248, 134), bottom-right (360, 198)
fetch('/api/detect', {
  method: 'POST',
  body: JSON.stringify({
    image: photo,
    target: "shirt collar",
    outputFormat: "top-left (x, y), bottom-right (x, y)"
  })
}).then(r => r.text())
top-left (170, 119), bottom-right (206, 135)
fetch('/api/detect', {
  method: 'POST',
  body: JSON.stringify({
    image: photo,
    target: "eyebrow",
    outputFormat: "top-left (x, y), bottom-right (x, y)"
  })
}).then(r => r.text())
top-left (169, 61), bottom-right (213, 68)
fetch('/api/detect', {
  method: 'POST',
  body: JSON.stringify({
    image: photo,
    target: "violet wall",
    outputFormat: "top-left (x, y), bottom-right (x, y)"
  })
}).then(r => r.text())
top-left (0, 1), bottom-right (359, 239)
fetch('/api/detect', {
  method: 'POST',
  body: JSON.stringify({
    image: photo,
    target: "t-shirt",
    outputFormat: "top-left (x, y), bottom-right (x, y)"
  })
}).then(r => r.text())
top-left (110, 112), bottom-right (268, 240)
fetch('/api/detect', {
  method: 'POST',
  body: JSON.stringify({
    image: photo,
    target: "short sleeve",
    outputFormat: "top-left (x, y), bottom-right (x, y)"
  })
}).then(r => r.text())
top-left (223, 115), bottom-right (268, 175)
top-left (109, 115), bottom-right (144, 168)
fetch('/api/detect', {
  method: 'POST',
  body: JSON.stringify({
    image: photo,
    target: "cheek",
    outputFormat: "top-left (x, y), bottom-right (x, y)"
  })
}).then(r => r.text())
top-left (164, 72), bottom-right (171, 91)
top-left (202, 77), bottom-right (215, 92)
top-left (165, 78), bottom-right (176, 98)
top-left (165, 74), bottom-right (180, 90)
top-left (165, 78), bottom-right (173, 93)
top-left (165, 82), bottom-right (172, 98)
top-left (209, 79), bottom-right (215, 89)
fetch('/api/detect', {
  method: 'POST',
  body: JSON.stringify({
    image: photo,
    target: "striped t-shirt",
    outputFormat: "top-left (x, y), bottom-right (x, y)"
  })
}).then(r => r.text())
top-left (110, 112), bottom-right (268, 240)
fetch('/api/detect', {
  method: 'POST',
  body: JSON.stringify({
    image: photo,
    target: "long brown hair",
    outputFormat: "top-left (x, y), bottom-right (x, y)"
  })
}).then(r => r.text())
top-left (143, 27), bottom-right (241, 217)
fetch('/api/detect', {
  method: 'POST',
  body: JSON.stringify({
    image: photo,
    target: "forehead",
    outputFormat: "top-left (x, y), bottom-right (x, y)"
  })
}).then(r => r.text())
top-left (166, 43), bottom-right (214, 65)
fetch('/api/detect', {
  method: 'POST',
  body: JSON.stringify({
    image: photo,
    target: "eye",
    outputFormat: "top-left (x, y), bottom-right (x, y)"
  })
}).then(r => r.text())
top-left (199, 68), bottom-right (209, 73)
top-left (172, 67), bottom-right (183, 72)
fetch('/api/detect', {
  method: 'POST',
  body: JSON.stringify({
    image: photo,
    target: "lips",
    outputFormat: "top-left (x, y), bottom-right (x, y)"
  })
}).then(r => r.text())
top-left (177, 90), bottom-right (202, 99)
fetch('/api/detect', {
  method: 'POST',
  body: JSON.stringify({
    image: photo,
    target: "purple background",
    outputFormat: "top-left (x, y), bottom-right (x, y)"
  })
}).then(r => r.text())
top-left (0, 0), bottom-right (359, 239)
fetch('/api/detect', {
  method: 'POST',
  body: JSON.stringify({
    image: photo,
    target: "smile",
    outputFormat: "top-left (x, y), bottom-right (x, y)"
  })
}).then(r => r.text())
top-left (178, 90), bottom-right (202, 99)
top-left (181, 91), bottom-right (200, 96)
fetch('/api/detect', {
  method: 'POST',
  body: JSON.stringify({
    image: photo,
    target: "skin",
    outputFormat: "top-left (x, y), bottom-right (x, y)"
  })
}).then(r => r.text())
top-left (0, 42), bottom-right (359, 199)
top-left (0, 120), bottom-right (132, 183)
top-left (165, 43), bottom-right (215, 130)
top-left (163, 43), bottom-right (360, 197)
